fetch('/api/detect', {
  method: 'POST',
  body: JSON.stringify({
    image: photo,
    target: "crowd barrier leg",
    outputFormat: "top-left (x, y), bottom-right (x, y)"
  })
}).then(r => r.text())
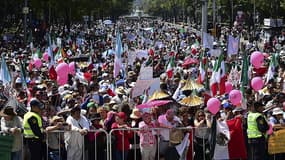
top-left (191, 129), bottom-right (194, 160)
top-left (46, 133), bottom-right (49, 160)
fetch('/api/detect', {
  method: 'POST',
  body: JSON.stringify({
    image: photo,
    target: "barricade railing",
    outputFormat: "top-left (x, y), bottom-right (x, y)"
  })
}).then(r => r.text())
top-left (109, 127), bottom-right (199, 160)
top-left (46, 129), bottom-right (109, 160)
top-left (0, 127), bottom-right (214, 160)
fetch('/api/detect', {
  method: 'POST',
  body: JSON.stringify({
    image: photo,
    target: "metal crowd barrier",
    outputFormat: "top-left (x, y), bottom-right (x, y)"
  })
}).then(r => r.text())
top-left (0, 127), bottom-right (216, 160)
top-left (45, 129), bottom-right (109, 160)
top-left (109, 127), bottom-right (196, 160)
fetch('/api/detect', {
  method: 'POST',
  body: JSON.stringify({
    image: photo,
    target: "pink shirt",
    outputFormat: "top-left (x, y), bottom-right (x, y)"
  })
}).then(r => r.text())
top-left (138, 121), bottom-right (156, 147)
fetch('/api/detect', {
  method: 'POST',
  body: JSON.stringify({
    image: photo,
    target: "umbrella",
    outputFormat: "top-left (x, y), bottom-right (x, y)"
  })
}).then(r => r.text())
top-left (136, 100), bottom-right (172, 109)
top-left (148, 90), bottom-right (170, 101)
top-left (182, 57), bottom-right (198, 67)
top-left (179, 95), bottom-right (204, 107)
top-left (181, 79), bottom-right (204, 91)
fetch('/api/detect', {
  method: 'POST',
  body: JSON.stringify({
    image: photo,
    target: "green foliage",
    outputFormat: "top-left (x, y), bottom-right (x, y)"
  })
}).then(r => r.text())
top-left (0, 0), bottom-right (133, 29)
top-left (142, 0), bottom-right (285, 23)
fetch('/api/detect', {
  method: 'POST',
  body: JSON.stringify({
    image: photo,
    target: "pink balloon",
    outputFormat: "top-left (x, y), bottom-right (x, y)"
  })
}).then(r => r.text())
top-left (43, 52), bottom-right (49, 62)
top-left (250, 51), bottom-right (264, 69)
top-left (225, 82), bottom-right (233, 94)
top-left (267, 124), bottom-right (273, 135)
top-left (207, 98), bottom-right (221, 115)
top-left (56, 62), bottom-right (69, 76)
top-left (229, 90), bottom-right (242, 105)
top-left (251, 77), bottom-right (263, 91)
top-left (33, 58), bottom-right (42, 69)
top-left (69, 62), bottom-right (75, 75)
top-left (57, 75), bottom-right (68, 86)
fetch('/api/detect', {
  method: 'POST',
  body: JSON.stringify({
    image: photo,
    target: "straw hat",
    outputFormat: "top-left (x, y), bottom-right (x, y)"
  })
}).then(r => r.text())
top-left (148, 90), bottom-right (170, 101)
top-left (181, 80), bottom-right (204, 91)
top-left (130, 108), bottom-right (142, 119)
top-left (179, 95), bottom-right (203, 107)
top-left (0, 107), bottom-right (17, 117)
top-left (50, 116), bottom-right (64, 124)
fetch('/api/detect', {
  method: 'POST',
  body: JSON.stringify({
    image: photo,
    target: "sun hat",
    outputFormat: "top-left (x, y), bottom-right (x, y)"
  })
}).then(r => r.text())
top-left (272, 107), bottom-right (284, 115)
top-left (50, 116), bottom-right (64, 124)
top-left (130, 108), bottom-right (142, 119)
top-left (0, 106), bottom-right (17, 117)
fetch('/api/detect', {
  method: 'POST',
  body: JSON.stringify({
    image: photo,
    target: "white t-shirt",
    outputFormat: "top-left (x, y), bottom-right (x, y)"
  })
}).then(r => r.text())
top-left (158, 115), bottom-right (180, 141)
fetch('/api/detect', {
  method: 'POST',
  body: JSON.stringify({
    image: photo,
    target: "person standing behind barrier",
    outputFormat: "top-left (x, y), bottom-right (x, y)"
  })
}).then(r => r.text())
top-left (46, 116), bottom-right (70, 160)
top-left (158, 109), bottom-right (181, 157)
top-left (247, 102), bottom-right (269, 160)
top-left (193, 110), bottom-right (211, 160)
top-left (64, 105), bottom-right (89, 160)
top-left (0, 106), bottom-right (23, 160)
top-left (111, 112), bottom-right (133, 160)
top-left (87, 113), bottom-right (106, 160)
top-left (139, 111), bottom-right (157, 160)
top-left (23, 98), bottom-right (45, 160)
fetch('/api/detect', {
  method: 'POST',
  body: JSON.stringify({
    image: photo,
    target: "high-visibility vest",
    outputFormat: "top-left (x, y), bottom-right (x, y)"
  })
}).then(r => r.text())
top-left (247, 112), bottom-right (263, 138)
top-left (23, 112), bottom-right (43, 138)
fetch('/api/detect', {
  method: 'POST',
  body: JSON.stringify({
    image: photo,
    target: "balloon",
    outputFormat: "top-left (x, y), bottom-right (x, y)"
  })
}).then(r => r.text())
top-left (33, 59), bottom-right (42, 69)
top-left (69, 62), bottom-right (75, 75)
top-left (267, 124), bottom-right (273, 135)
top-left (207, 98), bottom-right (221, 115)
top-left (43, 52), bottom-right (49, 62)
top-left (57, 75), bottom-right (68, 86)
top-left (251, 77), bottom-right (263, 91)
top-left (250, 51), bottom-right (264, 69)
top-left (225, 82), bottom-right (233, 94)
top-left (229, 90), bottom-right (242, 105)
top-left (56, 62), bottom-right (69, 76)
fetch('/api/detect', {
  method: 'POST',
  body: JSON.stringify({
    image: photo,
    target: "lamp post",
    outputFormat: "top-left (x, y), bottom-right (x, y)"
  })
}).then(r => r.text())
top-left (23, 0), bottom-right (29, 45)
top-left (201, 0), bottom-right (208, 34)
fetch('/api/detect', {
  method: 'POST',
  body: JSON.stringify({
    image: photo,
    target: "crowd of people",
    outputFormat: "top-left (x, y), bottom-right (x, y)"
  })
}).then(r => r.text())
top-left (0, 18), bottom-right (285, 160)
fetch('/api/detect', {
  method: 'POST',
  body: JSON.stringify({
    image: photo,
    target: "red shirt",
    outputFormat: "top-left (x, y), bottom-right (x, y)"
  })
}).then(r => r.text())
top-left (111, 123), bottom-right (133, 151)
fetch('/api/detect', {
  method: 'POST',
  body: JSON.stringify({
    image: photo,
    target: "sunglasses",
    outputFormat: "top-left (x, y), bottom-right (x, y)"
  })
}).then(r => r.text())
top-left (198, 114), bottom-right (205, 117)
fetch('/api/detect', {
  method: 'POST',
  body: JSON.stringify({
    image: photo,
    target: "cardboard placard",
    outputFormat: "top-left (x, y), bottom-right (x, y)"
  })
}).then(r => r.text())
top-left (268, 129), bottom-right (285, 154)
top-left (139, 67), bottom-right (153, 80)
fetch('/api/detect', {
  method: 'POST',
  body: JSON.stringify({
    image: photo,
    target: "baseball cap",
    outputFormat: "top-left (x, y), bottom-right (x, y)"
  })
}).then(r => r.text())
top-left (116, 112), bottom-right (127, 120)
top-left (30, 98), bottom-right (45, 110)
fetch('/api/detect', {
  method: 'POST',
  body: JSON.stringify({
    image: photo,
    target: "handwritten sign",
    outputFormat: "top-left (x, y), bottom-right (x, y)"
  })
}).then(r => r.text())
top-left (268, 129), bottom-right (285, 154)
top-left (139, 67), bottom-right (153, 80)
top-left (132, 79), bottom-right (153, 98)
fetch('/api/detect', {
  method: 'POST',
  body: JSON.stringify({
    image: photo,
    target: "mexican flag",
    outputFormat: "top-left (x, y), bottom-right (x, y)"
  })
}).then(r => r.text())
top-left (240, 53), bottom-right (249, 109)
top-left (54, 47), bottom-right (62, 63)
top-left (166, 52), bottom-right (175, 79)
top-left (210, 54), bottom-right (223, 96)
top-left (197, 52), bottom-right (206, 84)
top-left (219, 59), bottom-right (226, 95)
top-left (213, 117), bottom-right (247, 159)
top-left (266, 53), bottom-right (278, 84)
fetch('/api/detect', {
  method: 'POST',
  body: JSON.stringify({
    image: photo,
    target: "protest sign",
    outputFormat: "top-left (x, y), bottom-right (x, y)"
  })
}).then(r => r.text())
top-left (139, 67), bottom-right (153, 80)
top-left (132, 79), bottom-right (153, 98)
top-left (268, 129), bottom-right (285, 154)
